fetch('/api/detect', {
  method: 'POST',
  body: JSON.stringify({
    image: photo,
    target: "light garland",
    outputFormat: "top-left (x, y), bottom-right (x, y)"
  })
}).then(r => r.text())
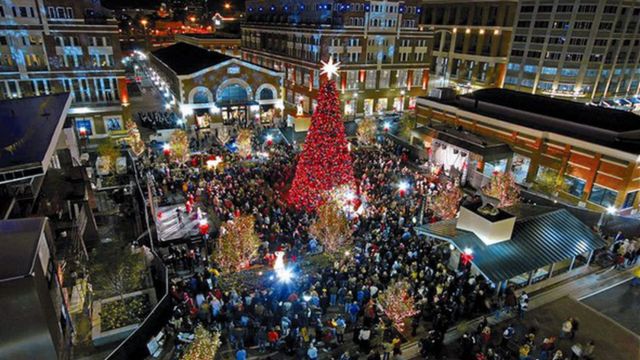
top-left (378, 281), bottom-right (420, 333)
top-left (213, 215), bottom-right (260, 273)
top-left (287, 79), bottom-right (355, 211)
top-left (483, 171), bottom-right (520, 208)
top-left (309, 199), bottom-right (353, 257)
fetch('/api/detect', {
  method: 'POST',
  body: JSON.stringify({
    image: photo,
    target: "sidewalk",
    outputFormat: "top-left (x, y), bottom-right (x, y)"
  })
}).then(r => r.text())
top-left (399, 265), bottom-right (638, 359)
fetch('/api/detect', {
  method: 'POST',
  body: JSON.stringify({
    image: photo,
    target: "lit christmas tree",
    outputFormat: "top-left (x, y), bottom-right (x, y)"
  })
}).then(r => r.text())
top-left (287, 58), bottom-right (355, 211)
top-left (378, 280), bottom-right (420, 333)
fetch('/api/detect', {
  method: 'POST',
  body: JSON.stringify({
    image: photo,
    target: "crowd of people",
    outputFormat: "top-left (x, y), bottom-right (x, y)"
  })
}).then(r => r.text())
top-left (138, 111), bottom-right (180, 130)
top-left (139, 128), bottom-right (624, 360)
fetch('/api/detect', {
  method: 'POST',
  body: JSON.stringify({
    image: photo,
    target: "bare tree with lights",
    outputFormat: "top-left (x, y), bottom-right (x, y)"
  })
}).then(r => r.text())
top-left (377, 280), bottom-right (420, 333)
top-left (309, 199), bottom-right (353, 257)
top-left (213, 215), bottom-right (260, 272)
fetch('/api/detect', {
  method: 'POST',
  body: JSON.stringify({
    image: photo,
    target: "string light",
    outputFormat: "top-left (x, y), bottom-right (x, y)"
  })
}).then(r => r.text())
top-left (287, 78), bottom-right (355, 211)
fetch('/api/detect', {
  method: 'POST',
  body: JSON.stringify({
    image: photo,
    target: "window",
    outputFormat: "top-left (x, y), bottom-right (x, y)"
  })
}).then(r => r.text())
top-left (523, 65), bottom-right (537, 73)
top-left (0, 36), bottom-right (6, 46)
top-left (542, 67), bottom-right (557, 75)
top-left (538, 5), bottom-right (553, 12)
top-left (520, 5), bottom-right (534, 13)
top-left (563, 176), bottom-right (586, 197)
top-left (514, 35), bottom-right (527, 43)
top-left (66, 7), bottom-right (73, 18)
top-left (104, 116), bottom-right (123, 132)
top-left (0, 5), bottom-right (4, 17)
top-left (505, 76), bottom-right (518, 85)
top-left (379, 70), bottom-right (390, 88)
top-left (511, 154), bottom-right (531, 184)
top-left (507, 63), bottom-right (521, 71)
top-left (574, 22), bottom-right (592, 30)
top-left (588, 185), bottom-right (618, 207)
top-left (534, 21), bottom-right (549, 28)
top-left (557, 5), bottom-right (573, 12)
top-left (517, 21), bottom-right (530, 28)
top-left (561, 68), bottom-right (579, 77)
top-left (585, 69), bottom-right (598, 77)
top-left (75, 118), bottom-right (93, 136)
top-left (396, 70), bottom-right (407, 88)
top-left (365, 70), bottom-right (376, 89)
top-left (19, 6), bottom-right (27, 17)
top-left (622, 191), bottom-right (638, 209)
top-left (47, 6), bottom-right (54, 18)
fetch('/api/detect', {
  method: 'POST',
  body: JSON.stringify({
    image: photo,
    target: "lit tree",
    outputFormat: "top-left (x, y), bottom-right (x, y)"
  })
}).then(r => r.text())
top-left (309, 199), bottom-right (353, 257)
top-left (288, 59), bottom-right (355, 211)
top-left (125, 120), bottom-right (146, 156)
top-left (531, 166), bottom-right (570, 195)
top-left (181, 325), bottom-right (221, 360)
top-left (236, 128), bottom-right (253, 158)
top-left (213, 215), bottom-right (260, 272)
top-left (96, 139), bottom-right (119, 173)
top-left (169, 129), bottom-right (190, 163)
top-left (357, 117), bottom-right (377, 145)
top-left (483, 171), bottom-right (521, 207)
top-left (431, 181), bottom-right (463, 220)
top-left (378, 281), bottom-right (420, 333)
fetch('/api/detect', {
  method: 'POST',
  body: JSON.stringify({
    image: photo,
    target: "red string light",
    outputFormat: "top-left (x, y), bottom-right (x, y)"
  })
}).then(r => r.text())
top-left (287, 79), bottom-right (355, 211)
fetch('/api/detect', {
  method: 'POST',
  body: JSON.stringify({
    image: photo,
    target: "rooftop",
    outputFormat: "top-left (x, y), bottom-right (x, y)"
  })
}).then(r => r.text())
top-left (180, 32), bottom-right (240, 39)
top-left (421, 88), bottom-right (640, 154)
top-left (152, 42), bottom-right (234, 75)
top-left (413, 124), bottom-right (512, 162)
top-left (0, 94), bottom-right (71, 175)
top-left (469, 88), bottom-right (640, 133)
top-left (417, 204), bottom-right (606, 283)
top-left (0, 218), bottom-right (47, 281)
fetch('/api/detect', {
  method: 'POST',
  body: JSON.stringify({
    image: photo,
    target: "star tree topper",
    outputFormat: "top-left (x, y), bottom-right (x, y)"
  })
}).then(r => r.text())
top-left (321, 56), bottom-right (341, 80)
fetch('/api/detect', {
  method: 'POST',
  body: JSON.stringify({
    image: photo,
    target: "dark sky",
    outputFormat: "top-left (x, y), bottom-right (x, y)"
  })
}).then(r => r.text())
top-left (102, 0), bottom-right (245, 12)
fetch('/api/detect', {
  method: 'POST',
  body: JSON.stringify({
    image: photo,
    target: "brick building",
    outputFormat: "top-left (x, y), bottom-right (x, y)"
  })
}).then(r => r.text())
top-left (241, 0), bottom-right (433, 120)
top-left (415, 89), bottom-right (640, 213)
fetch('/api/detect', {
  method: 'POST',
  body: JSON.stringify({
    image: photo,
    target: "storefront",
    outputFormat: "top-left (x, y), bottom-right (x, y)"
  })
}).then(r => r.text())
top-left (412, 124), bottom-right (512, 187)
top-left (150, 42), bottom-right (284, 129)
top-left (417, 203), bottom-right (606, 291)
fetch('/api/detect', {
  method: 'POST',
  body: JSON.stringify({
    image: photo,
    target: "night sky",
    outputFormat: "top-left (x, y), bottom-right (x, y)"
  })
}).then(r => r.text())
top-left (102, 0), bottom-right (246, 12)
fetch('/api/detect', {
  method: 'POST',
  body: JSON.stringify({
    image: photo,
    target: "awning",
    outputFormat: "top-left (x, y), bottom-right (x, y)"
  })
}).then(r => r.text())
top-left (414, 125), bottom-right (512, 162)
top-left (416, 206), bottom-right (606, 283)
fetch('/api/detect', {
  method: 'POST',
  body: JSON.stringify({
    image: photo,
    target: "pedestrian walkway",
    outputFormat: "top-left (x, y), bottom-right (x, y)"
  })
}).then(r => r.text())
top-left (400, 265), bottom-right (638, 359)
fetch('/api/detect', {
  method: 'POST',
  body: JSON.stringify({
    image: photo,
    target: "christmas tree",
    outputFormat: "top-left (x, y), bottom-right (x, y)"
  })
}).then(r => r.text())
top-left (287, 58), bottom-right (355, 211)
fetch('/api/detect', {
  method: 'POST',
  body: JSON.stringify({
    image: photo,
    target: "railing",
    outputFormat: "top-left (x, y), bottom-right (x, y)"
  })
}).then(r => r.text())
top-left (104, 151), bottom-right (171, 360)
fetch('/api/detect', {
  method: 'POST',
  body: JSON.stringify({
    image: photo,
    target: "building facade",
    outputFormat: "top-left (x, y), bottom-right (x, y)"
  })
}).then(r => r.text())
top-left (241, 0), bottom-right (433, 119)
top-left (175, 33), bottom-right (241, 57)
top-left (420, 0), bottom-right (517, 91)
top-left (504, 0), bottom-right (640, 101)
top-left (415, 89), bottom-right (640, 214)
top-left (149, 42), bottom-right (284, 127)
top-left (0, 0), bottom-right (127, 139)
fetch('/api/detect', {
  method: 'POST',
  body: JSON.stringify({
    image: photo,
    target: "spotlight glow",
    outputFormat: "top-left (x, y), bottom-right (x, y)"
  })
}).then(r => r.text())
top-left (276, 267), bottom-right (293, 283)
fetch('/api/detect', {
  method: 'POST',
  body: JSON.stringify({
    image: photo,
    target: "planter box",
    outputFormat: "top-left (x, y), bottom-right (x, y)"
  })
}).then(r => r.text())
top-left (91, 288), bottom-right (157, 347)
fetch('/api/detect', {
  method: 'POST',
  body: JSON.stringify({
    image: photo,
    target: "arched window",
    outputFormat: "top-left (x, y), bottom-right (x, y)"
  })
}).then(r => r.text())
top-left (259, 87), bottom-right (274, 100)
top-left (218, 84), bottom-right (248, 104)
top-left (192, 88), bottom-right (211, 104)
